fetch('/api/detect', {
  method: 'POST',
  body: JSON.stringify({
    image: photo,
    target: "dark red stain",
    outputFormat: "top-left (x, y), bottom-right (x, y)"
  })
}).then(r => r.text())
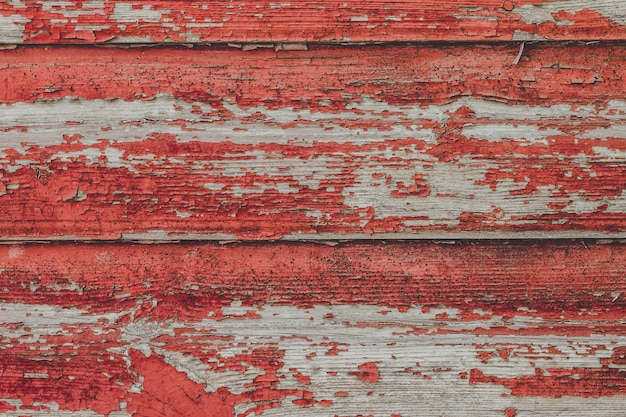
top-left (3, 0), bottom-right (625, 44)
top-left (2, 241), bottom-right (626, 321)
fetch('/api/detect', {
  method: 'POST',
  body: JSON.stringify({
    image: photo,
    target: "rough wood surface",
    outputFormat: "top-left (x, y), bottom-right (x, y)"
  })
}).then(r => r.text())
top-left (4, 2), bottom-right (624, 416)
top-left (2, 0), bottom-right (626, 44)
top-left (2, 43), bottom-right (626, 240)
top-left (1, 241), bottom-right (626, 416)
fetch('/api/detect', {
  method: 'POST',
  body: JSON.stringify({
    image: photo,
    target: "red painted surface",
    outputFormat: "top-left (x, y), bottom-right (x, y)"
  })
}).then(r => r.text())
top-left (2, 241), bottom-right (626, 415)
top-left (126, 349), bottom-right (315, 417)
top-left (2, 1), bottom-right (626, 414)
top-left (2, 43), bottom-right (620, 107)
top-left (1, 241), bottom-right (626, 321)
top-left (2, 44), bottom-right (626, 239)
top-left (2, 1), bottom-right (626, 44)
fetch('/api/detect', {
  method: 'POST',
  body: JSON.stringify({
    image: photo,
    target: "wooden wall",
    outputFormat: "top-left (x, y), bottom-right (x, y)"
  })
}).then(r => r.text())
top-left (2, 2), bottom-right (626, 416)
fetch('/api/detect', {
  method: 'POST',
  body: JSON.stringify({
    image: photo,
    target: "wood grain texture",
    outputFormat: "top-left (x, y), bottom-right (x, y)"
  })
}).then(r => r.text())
top-left (1, 0), bottom-right (626, 44)
top-left (5, 2), bottom-right (623, 416)
top-left (2, 241), bottom-right (626, 416)
top-left (2, 43), bottom-right (626, 240)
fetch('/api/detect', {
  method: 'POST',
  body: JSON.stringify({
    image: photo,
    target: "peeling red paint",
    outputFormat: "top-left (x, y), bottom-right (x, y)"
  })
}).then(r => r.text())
top-left (0, 331), bottom-right (130, 415)
top-left (0, 402), bottom-right (16, 413)
top-left (126, 349), bottom-right (312, 417)
top-left (349, 362), bottom-right (380, 383)
top-left (470, 359), bottom-right (626, 398)
top-left (2, 45), bottom-right (626, 239)
top-left (2, 1), bottom-right (626, 44)
top-left (2, 2), bottom-right (626, 415)
top-left (3, 238), bottom-right (626, 417)
top-left (505, 408), bottom-right (517, 417)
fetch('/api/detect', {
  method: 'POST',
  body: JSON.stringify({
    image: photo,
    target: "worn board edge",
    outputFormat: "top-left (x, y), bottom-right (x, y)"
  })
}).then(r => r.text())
top-left (4, 232), bottom-right (626, 243)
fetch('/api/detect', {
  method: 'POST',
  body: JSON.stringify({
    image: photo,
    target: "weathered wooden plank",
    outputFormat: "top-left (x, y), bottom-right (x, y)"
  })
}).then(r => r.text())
top-left (1, 1), bottom-right (626, 44)
top-left (1, 43), bottom-right (626, 240)
top-left (1, 241), bottom-right (626, 416)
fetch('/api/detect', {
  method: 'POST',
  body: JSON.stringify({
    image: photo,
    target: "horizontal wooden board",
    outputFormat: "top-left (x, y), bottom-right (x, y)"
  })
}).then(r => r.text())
top-left (1, 1), bottom-right (626, 44)
top-left (2, 241), bottom-right (626, 416)
top-left (2, 44), bottom-right (626, 240)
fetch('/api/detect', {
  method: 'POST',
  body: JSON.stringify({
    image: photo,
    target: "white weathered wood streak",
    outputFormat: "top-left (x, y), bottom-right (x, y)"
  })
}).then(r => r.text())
top-left (3, 302), bottom-right (626, 416)
top-left (2, 94), bottom-right (626, 239)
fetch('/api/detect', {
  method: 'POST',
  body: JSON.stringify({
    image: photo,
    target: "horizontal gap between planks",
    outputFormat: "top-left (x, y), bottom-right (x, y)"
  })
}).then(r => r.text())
top-left (0, 238), bottom-right (622, 245)
top-left (0, 39), bottom-right (621, 48)
top-left (4, 235), bottom-right (626, 244)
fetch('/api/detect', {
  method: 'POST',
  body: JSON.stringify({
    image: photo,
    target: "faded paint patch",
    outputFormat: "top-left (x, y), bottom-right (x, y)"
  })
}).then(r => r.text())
top-left (0, 14), bottom-right (28, 43)
top-left (111, 3), bottom-right (166, 23)
top-left (515, 1), bottom-right (626, 26)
